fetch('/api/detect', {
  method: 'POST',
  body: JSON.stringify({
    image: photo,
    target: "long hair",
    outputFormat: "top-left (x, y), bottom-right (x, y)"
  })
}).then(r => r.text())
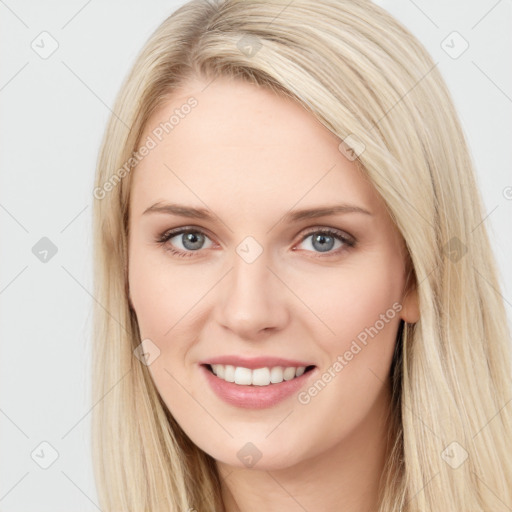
top-left (91, 1), bottom-right (512, 510)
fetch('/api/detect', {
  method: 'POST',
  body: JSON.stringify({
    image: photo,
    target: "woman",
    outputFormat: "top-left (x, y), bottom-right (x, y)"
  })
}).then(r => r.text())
top-left (91, 1), bottom-right (512, 510)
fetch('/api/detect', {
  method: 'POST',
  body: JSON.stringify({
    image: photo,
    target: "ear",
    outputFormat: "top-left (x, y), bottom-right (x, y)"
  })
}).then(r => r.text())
top-left (124, 251), bottom-right (136, 312)
top-left (128, 293), bottom-right (135, 312)
top-left (125, 271), bottom-right (136, 313)
top-left (127, 281), bottom-right (136, 313)
top-left (401, 285), bottom-right (420, 323)
top-left (401, 266), bottom-right (420, 323)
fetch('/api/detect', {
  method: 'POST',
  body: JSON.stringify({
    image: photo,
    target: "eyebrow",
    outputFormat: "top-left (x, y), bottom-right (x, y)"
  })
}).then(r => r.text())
top-left (143, 201), bottom-right (372, 222)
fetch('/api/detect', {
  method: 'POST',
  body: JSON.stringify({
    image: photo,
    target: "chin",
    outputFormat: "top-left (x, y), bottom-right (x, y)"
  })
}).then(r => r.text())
top-left (201, 438), bottom-right (307, 472)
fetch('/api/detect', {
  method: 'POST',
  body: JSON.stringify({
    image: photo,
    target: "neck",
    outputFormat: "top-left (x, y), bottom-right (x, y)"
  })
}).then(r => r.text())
top-left (217, 383), bottom-right (396, 512)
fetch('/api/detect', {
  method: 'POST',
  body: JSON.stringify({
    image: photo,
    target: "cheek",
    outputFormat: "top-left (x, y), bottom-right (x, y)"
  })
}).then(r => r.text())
top-left (128, 248), bottom-right (205, 404)
top-left (272, 263), bottom-right (405, 464)
top-left (128, 245), bottom-right (223, 404)
top-left (280, 256), bottom-right (404, 451)
top-left (303, 256), bottom-right (403, 336)
top-left (128, 245), bottom-right (203, 341)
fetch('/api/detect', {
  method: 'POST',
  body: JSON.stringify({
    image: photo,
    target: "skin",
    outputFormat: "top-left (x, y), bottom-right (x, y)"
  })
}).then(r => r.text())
top-left (128, 75), bottom-right (419, 512)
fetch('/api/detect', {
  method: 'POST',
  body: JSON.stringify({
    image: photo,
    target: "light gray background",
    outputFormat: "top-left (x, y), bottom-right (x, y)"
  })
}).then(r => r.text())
top-left (0, 1), bottom-right (511, 510)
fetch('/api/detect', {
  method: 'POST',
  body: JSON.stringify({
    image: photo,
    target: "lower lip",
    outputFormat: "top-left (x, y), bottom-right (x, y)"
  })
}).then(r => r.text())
top-left (199, 364), bottom-right (316, 409)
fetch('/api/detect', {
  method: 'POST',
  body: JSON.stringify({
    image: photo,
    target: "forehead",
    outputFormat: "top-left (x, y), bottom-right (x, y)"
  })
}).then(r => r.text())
top-left (130, 77), bottom-right (379, 217)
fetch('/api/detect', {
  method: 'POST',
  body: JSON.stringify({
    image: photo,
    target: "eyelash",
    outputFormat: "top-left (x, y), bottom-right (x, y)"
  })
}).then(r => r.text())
top-left (155, 226), bottom-right (356, 259)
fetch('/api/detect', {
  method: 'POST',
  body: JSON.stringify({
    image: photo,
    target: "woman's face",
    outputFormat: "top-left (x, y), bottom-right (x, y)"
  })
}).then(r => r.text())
top-left (128, 75), bottom-right (418, 470)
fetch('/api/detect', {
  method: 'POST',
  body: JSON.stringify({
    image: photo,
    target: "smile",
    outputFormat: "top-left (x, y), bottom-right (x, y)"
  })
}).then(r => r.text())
top-left (206, 363), bottom-right (315, 386)
top-left (200, 362), bottom-right (318, 409)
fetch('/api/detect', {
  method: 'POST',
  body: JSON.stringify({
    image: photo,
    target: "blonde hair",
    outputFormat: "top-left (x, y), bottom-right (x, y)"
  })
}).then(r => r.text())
top-left (91, 0), bottom-right (512, 510)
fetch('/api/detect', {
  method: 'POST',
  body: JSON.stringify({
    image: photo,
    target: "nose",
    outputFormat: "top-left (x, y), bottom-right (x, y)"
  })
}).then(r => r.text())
top-left (215, 248), bottom-right (289, 339)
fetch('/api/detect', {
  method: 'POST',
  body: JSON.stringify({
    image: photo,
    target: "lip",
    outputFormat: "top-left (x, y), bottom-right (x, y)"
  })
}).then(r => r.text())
top-left (199, 355), bottom-right (315, 370)
top-left (199, 363), bottom-right (317, 409)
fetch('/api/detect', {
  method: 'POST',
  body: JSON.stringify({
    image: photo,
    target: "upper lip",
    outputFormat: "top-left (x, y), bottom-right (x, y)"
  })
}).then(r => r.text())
top-left (200, 355), bottom-right (315, 370)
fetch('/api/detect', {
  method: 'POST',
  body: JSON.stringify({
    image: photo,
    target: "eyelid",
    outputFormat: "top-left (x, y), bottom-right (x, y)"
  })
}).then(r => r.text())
top-left (157, 225), bottom-right (217, 245)
top-left (299, 226), bottom-right (355, 244)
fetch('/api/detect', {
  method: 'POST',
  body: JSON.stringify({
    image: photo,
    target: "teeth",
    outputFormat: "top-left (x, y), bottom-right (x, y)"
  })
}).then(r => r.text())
top-left (252, 367), bottom-right (270, 386)
top-left (283, 367), bottom-right (296, 381)
top-left (270, 366), bottom-right (284, 383)
top-left (209, 364), bottom-right (308, 386)
top-left (224, 365), bottom-right (235, 382)
top-left (234, 366), bottom-right (252, 385)
top-left (216, 364), bottom-right (225, 379)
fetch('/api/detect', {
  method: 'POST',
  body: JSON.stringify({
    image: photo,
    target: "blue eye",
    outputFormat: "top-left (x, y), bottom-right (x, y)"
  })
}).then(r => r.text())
top-left (156, 227), bottom-right (355, 258)
top-left (298, 229), bottom-right (355, 254)
top-left (157, 229), bottom-right (214, 258)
